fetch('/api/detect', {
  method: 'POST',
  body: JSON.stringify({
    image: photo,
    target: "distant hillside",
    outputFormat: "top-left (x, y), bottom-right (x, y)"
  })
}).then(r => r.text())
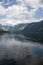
top-left (13, 23), bottom-right (27, 33)
top-left (0, 24), bottom-right (10, 33)
top-left (0, 28), bottom-right (8, 33)
top-left (22, 20), bottom-right (43, 42)
top-left (0, 23), bottom-right (27, 33)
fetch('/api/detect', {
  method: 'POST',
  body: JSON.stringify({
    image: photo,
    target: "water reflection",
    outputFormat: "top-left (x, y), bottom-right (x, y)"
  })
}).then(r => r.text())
top-left (0, 33), bottom-right (43, 65)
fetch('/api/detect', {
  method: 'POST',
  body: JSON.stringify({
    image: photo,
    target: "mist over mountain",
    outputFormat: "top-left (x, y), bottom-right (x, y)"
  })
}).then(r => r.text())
top-left (0, 23), bottom-right (27, 33)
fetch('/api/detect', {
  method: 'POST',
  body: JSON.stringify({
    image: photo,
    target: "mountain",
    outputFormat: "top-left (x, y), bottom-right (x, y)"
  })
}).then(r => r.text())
top-left (13, 23), bottom-right (27, 33)
top-left (22, 20), bottom-right (43, 42)
top-left (0, 23), bottom-right (27, 33)
top-left (0, 24), bottom-right (10, 33)
top-left (14, 23), bottom-right (27, 30)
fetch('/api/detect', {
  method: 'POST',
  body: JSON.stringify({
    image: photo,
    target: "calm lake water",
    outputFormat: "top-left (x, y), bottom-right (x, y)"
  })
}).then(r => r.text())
top-left (0, 33), bottom-right (43, 65)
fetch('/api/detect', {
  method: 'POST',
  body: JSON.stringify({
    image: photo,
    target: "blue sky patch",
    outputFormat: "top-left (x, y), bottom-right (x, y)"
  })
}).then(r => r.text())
top-left (34, 8), bottom-right (43, 19)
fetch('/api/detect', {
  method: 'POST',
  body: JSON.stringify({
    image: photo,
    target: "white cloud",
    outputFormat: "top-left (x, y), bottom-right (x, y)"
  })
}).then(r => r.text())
top-left (0, 18), bottom-right (22, 25)
top-left (17, 0), bottom-right (43, 8)
top-left (6, 5), bottom-right (34, 19)
top-left (0, 0), bottom-right (43, 25)
top-left (0, 2), bottom-right (6, 15)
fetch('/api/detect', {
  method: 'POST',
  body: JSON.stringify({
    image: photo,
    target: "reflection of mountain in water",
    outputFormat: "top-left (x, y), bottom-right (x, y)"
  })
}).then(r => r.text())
top-left (14, 34), bottom-right (27, 41)
top-left (0, 58), bottom-right (16, 65)
top-left (0, 34), bottom-right (43, 65)
top-left (0, 46), bottom-right (43, 65)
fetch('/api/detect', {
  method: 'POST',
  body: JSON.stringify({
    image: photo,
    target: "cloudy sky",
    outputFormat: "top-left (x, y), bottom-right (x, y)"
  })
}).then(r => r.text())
top-left (0, 0), bottom-right (43, 25)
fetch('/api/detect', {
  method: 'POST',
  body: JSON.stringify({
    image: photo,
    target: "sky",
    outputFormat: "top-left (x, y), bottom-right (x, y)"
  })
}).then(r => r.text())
top-left (0, 0), bottom-right (43, 25)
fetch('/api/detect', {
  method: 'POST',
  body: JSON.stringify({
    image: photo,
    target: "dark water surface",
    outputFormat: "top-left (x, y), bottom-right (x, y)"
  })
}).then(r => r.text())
top-left (0, 33), bottom-right (43, 65)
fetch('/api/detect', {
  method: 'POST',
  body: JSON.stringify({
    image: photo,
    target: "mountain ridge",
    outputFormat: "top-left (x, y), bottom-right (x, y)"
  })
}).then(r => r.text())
top-left (22, 20), bottom-right (43, 42)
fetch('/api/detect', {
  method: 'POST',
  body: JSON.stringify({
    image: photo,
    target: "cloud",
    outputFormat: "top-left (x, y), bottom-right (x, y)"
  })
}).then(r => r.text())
top-left (40, 0), bottom-right (43, 4)
top-left (0, 0), bottom-right (43, 25)
top-left (0, 18), bottom-right (22, 25)
top-left (0, 3), bottom-right (6, 15)
top-left (6, 5), bottom-right (34, 19)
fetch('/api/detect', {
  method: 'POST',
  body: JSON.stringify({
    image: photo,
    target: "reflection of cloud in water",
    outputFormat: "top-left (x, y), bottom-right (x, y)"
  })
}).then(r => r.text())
top-left (0, 34), bottom-right (43, 65)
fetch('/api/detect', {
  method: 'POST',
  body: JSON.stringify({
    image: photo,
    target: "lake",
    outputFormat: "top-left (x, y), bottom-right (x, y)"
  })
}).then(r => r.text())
top-left (0, 33), bottom-right (43, 65)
